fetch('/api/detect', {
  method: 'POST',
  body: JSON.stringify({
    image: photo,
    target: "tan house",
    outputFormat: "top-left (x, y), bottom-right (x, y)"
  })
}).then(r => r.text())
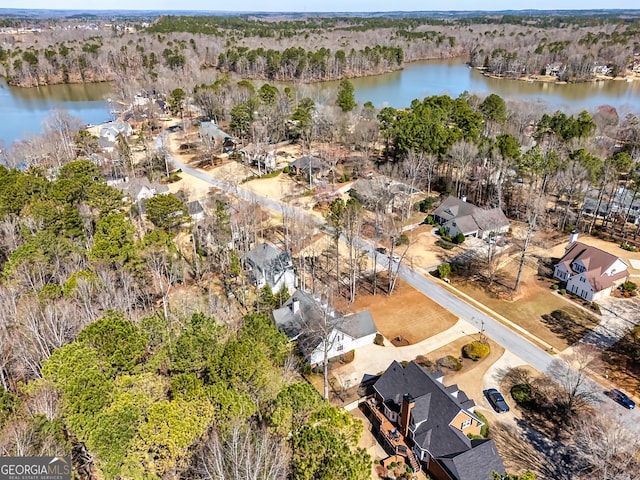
top-left (433, 196), bottom-right (509, 240)
top-left (554, 232), bottom-right (628, 301)
top-left (368, 361), bottom-right (505, 480)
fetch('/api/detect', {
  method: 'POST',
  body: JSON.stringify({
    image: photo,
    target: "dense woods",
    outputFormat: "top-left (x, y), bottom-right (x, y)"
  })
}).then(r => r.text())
top-left (1, 12), bottom-right (639, 88)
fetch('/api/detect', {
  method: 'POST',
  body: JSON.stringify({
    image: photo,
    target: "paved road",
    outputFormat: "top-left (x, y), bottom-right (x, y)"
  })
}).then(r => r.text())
top-left (161, 131), bottom-right (640, 427)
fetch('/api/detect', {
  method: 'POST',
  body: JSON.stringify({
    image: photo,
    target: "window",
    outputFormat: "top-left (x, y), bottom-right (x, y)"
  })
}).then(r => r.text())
top-left (461, 419), bottom-right (472, 429)
top-left (336, 345), bottom-right (343, 351)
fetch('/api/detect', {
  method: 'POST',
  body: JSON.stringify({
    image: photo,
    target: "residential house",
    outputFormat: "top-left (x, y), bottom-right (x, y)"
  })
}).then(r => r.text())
top-left (582, 186), bottom-right (640, 225)
top-left (186, 200), bottom-right (206, 221)
top-left (272, 289), bottom-right (377, 365)
top-left (114, 177), bottom-right (169, 203)
top-left (349, 176), bottom-right (421, 214)
top-left (553, 232), bottom-right (628, 301)
top-left (98, 121), bottom-right (133, 152)
top-left (244, 243), bottom-right (297, 293)
top-left (369, 360), bottom-right (505, 480)
top-left (199, 121), bottom-right (236, 152)
top-left (240, 144), bottom-right (277, 172)
top-left (289, 155), bottom-right (331, 183)
top-left (433, 196), bottom-right (509, 240)
top-left (545, 62), bottom-right (566, 77)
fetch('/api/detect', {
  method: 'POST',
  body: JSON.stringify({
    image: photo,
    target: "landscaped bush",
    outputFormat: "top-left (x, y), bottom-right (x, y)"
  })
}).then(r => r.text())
top-left (622, 281), bottom-right (637, 294)
top-left (454, 232), bottom-right (466, 244)
top-left (374, 333), bottom-right (385, 346)
top-left (415, 355), bottom-right (433, 368)
top-left (396, 233), bottom-right (410, 246)
top-left (621, 241), bottom-right (638, 252)
top-left (559, 288), bottom-right (566, 295)
top-left (510, 383), bottom-right (540, 410)
top-left (342, 350), bottom-right (355, 363)
top-left (475, 411), bottom-right (489, 437)
top-left (438, 263), bottom-right (452, 280)
top-left (283, 166), bottom-right (290, 174)
top-left (424, 215), bottom-right (435, 225)
top-left (551, 284), bottom-right (559, 291)
top-left (436, 239), bottom-right (455, 250)
top-left (437, 355), bottom-right (463, 371)
top-left (589, 302), bottom-right (601, 314)
top-left (462, 341), bottom-right (490, 361)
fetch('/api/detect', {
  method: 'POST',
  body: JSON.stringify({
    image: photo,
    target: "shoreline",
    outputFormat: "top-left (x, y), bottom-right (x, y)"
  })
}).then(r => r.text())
top-left (474, 66), bottom-right (639, 85)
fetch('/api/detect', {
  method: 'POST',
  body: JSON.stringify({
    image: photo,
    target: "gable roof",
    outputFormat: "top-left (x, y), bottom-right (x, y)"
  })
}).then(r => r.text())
top-left (433, 196), bottom-right (477, 223)
top-left (114, 177), bottom-right (169, 199)
top-left (438, 439), bottom-right (506, 480)
top-left (186, 200), bottom-right (205, 216)
top-left (290, 155), bottom-right (330, 173)
top-left (245, 243), bottom-right (290, 271)
top-left (557, 241), bottom-right (628, 291)
top-left (374, 361), bottom-right (504, 479)
top-left (272, 290), bottom-right (376, 358)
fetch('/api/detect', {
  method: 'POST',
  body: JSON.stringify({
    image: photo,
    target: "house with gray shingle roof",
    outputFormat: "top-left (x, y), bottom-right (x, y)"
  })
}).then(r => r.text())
top-left (554, 233), bottom-right (628, 301)
top-left (433, 196), bottom-right (509, 240)
top-left (372, 361), bottom-right (505, 480)
top-left (272, 289), bottom-right (377, 365)
top-left (245, 243), bottom-right (296, 293)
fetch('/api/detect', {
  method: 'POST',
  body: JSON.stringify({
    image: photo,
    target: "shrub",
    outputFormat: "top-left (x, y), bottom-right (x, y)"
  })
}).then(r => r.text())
top-left (374, 333), bottom-right (385, 346)
top-left (475, 411), bottom-right (489, 437)
top-left (462, 341), bottom-right (490, 361)
top-left (590, 302), bottom-right (601, 314)
top-left (437, 355), bottom-right (462, 371)
top-left (396, 233), bottom-right (410, 246)
top-left (438, 263), bottom-right (452, 280)
top-left (454, 232), bottom-right (465, 244)
top-left (510, 383), bottom-right (540, 410)
top-left (415, 355), bottom-right (433, 368)
top-left (342, 350), bottom-right (355, 363)
top-left (283, 166), bottom-right (290, 174)
top-left (551, 284), bottom-right (559, 291)
top-left (436, 239), bottom-right (455, 250)
top-left (622, 281), bottom-right (637, 293)
top-left (621, 242), bottom-right (638, 252)
top-left (424, 215), bottom-right (435, 225)
top-left (559, 289), bottom-right (566, 295)
top-left (417, 196), bottom-right (434, 213)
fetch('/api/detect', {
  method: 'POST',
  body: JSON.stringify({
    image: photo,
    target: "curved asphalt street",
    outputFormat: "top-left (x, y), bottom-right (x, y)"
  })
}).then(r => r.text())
top-left (161, 131), bottom-right (639, 427)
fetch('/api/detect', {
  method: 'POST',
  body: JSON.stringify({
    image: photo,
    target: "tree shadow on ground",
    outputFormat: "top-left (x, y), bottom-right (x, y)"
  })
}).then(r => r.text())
top-left (540, 308), bottom-right (598, 345)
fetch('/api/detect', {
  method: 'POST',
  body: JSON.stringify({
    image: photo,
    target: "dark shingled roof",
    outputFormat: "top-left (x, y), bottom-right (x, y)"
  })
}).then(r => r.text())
top-left (433, 196), bottom-right (477, 223)
top-left (272, 290), bottom-right (376, 358)
top-left (374, 361), bottom-right (505, 480)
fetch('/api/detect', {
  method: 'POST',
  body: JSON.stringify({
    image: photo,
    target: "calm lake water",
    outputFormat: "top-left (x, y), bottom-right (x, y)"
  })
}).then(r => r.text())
top-left (344, 58), bottom-right (640, 115)
top-left (2, 57), bottom-right (640, 147)
top-left (0, 78), bottom-right (113, 147)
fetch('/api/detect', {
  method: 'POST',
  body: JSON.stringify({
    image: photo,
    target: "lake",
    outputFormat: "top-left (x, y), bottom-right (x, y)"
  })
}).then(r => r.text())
top-left (343, 58), bottom-right (640, 115)
top-left (2, 57), bottom-right (640, 147)
top-left (0, 78), bottom-right (113, 147)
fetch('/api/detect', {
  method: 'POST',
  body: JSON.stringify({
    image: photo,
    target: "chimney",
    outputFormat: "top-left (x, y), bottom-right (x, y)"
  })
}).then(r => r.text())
top-left (461, 195), bottom-right (467, 202)
top-left (291, 299), bottom-right (300, 314)
top-left (569, 230), bottom-right (579, 244)
top-left (400, 394), bottom-right (415, 438)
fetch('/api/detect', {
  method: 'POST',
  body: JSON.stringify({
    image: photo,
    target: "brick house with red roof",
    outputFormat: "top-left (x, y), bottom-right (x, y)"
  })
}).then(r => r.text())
top-left (554, 233), bottom-right (628, 301)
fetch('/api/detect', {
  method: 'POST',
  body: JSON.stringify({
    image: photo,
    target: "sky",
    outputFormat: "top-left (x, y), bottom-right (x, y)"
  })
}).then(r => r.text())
top-left (2, 0), bottom-right (639, 12)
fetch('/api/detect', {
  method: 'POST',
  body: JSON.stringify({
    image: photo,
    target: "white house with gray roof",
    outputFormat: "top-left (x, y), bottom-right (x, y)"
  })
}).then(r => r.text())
top-left (272, 289), bottom-right (378, 365)
top-left (433, 195), bottom-right (509, 240)
top-left (244, 243), bottom-right (296, 293)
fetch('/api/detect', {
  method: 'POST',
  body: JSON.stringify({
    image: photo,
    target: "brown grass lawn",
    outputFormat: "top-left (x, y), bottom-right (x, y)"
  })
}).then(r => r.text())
top-left (454, 257), bottom-right (600, 352)
top-left (345, 277), bottom-right (457, 345)
top-left (415, 337), bottom-right (505, 403)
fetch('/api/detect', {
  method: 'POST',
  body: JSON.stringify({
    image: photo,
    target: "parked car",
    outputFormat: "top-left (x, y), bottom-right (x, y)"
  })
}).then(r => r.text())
top-left (611, 388), bottom-right (636, 409)
top-left (484, 388), bottom-right (510, 413)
